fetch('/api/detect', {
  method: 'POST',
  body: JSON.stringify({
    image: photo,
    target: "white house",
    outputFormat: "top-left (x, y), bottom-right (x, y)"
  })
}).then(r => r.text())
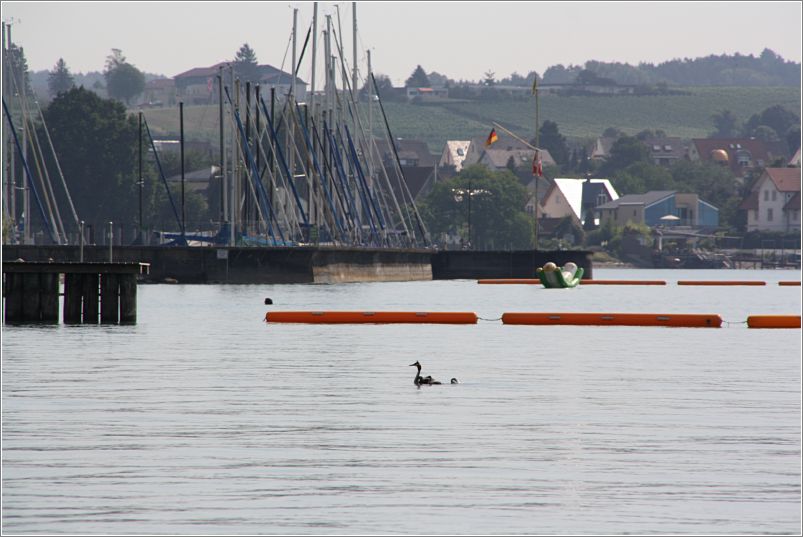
top-left (438, 141), bottom-right (471, 172)
top-left (741, 167), bottom-right (801, 233)
top-left (541, 177), bottom-right (619, 226)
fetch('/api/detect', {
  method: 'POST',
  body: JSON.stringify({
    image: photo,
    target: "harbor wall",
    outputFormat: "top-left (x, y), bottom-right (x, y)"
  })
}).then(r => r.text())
top-left (2, 245), bottom-right (592, 283)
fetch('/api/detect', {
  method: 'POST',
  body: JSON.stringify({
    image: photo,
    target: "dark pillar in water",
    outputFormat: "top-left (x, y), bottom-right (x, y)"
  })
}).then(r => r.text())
top-left (119, 274), bottom-right (137, 324)
top-left (82, 273), bottom-right (99, 324)
top-left (40, 273), bottom-right (59, 323)
top-left (63, 273), bottom-right (83, 324)
top-left (4, 272), bottom-right (23, 322)
top-left (21, 273), bottom-right (41, 321)
top-left (100, 273), bottom-right (119, 324)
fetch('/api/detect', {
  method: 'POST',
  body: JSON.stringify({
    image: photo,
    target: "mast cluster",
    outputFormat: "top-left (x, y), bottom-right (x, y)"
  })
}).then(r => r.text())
top-left (212, 5), bottom-right (429, 248)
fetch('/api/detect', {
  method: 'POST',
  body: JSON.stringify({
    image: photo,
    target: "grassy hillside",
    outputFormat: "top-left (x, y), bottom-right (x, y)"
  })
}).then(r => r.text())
top-left (138, 86), bottom-right (800, 153)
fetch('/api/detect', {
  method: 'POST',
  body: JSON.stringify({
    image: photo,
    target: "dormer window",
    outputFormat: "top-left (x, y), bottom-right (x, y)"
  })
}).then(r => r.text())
top-left (653, 145), bottom-right (661, 151)
top-left (664, 145), bottom-right (672, 151)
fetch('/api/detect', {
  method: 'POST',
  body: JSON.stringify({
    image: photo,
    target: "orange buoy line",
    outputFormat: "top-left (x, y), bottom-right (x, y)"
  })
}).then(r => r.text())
top-left (477, 279), bottom-right (539, 285)
top-left (265, 311), bottom-right (478, 324)
top-left (677, 280), bottom-right (766, 286)
top-left (580, 280), bottom-right (667, 285)
top-left (746, 315), bottom-right (801, 329)
top-left (778, 281), bottom-right (801, 286)
top-left (501, 312), bottom-right (722, 328)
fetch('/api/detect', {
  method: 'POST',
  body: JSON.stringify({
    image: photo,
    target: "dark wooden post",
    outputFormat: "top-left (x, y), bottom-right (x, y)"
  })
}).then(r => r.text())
top-left (40, 273), bottom-right (60, 323)
top-left (119, 274), bottom-right (137, 324)
top-left (4, 272), bottom-right (23, 323)
top-left (63, 273), bottom-right (83, 324)
top-left (21, 273), bottom-right (41, 322)
top-left (100, 273), bottom-right (119, 324)
top-left (82, 273), bottom-right (99, 324)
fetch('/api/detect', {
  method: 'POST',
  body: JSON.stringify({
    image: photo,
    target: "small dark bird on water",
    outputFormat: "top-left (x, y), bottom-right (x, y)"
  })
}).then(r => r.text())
top-left (409, 361), bottom-right (457, 386)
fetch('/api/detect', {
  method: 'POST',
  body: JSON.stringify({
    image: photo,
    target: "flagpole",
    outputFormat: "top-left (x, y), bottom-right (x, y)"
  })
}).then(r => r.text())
top-left (533, 78), bottom-right (539, 250)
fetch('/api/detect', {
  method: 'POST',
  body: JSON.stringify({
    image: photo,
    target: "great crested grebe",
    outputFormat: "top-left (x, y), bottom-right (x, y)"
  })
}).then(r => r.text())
top-left (409, 361), bottom-right (458, 386)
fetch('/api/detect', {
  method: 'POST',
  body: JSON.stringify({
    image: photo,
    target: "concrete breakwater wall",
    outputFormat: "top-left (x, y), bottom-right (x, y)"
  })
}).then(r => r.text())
top-left (2, 245), bottom-right (592, 283)
top-left (1, 245), bottom-right (433, 284)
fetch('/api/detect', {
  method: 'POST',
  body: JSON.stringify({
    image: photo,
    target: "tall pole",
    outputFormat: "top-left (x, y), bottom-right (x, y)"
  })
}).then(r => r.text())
top-left (180, 101), bottom-right (185, 238)
top-left (352, 2), bottom-right (358, 100)
top-left (533, 78), bottom-right (540, 250)
top-left (311, 2), bottom-right (317, 115)
top-left (218, 66), bottom-right (226, 228)
top-left (138, 111), bottom-right (143, 243)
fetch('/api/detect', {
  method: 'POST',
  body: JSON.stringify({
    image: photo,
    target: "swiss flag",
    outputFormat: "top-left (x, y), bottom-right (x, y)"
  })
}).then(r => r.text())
top-left (532, 151), bottom-right (543, 177)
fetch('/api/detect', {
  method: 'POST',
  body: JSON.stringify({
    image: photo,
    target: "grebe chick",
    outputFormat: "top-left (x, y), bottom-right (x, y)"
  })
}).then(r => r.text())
top-left (409, 361), bottom-right (441, 385)
top-left (450, 378), bottom-right (459, 384)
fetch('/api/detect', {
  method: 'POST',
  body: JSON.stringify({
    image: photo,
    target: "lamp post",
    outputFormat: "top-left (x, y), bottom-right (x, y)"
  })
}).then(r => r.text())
top-left (451, 182), bottom-right (491, 250)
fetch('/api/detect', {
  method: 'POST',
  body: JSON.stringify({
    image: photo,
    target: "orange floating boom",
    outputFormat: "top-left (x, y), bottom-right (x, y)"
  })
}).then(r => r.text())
top-left (746, 315), bottom-right (801, 329)
top-left (265, 311), bottom-right (479, 324)
top-left (580, 280), bottom-right (666, 285)
top-left (677, 280), bottom-right (765, 286)
top-left (501, 312), bottom-right (722, 328)
top-left (778, 281), bottom-right (801, 286)
top-left (477, 279), bottom-right (539, 284)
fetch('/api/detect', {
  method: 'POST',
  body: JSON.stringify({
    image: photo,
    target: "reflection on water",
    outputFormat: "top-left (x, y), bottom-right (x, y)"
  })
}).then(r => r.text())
top-left (2, 269), bottom-right (801, 534)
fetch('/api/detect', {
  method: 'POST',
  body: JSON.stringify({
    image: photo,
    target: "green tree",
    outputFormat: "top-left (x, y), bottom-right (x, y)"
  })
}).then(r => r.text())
top-left (103, 49), bottom-right (145, 105)
top-left (5, 43), bottom-right (34, 97)
top-left (710, 109), bottom-right (741, 138)
top-left (483, 70), bottom-right (496, 87)
top-left (601, 135), bottom-right (650, 176)
top-left (743, 105), bottom-right (799, 141)
top-left (405, 65), bottom-right (430, 88)
top-left (47, 58), bottom-right (75, 97)
top-left (536, 120), bottom-right (569, 167)
top-left (42, 87), bottom-right (142, 232)
top-left (418, 165), bottom-right (532, 250)
top-left (233, 43), bottom-right (260, 83)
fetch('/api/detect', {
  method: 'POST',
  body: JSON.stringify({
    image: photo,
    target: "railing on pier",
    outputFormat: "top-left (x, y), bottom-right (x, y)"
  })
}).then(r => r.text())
top-left (2, 261), bottom-right (150, 325)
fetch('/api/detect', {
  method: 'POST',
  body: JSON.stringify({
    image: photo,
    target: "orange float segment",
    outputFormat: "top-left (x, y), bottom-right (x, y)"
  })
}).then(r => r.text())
top-left (265, 311), bottom-right (479, 324)
top-left (677, 280), bottom-right (766, 286)
top-left (580, 280), bottom-right (666, 285)
top-left (477, 279), bottom-right (540, 284)
top-left (747, 315), bottom-right (801, 329)
top-left (778, 281), bottom-right (801, 286)
top-left (501, 312), bottom-right (722, 328)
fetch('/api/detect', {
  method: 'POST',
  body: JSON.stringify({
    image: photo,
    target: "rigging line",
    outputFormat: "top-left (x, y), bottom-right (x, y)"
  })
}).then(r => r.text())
top-left (371, 73), bottom-right (430, 247)
top-left (2, 97), bottom-right (58, 244)
top-left (32, 96), bottom-right (80, 229)
top-left (258, 95), bottom-right (309, 227)
top-left (311, 118), bottom-right (354, 235)
top-left (226, 88), bottom-right (282, 244)
top-left (24, 108), bottom-right (66, 243)
top-left (142, 115), bottom-right (185, 238)
top-left (294, 101), bottom-right (345, 240)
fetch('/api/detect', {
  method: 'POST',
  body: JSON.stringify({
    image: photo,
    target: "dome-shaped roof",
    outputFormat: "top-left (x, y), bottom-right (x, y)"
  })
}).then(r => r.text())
top-left (710, 149), bottom-right (729, 162)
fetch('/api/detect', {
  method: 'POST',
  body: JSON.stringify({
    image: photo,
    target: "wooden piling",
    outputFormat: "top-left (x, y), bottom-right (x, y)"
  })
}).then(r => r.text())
top-left (82, 273), bottom-right (99, 324)
top-left (100, 273), bottom-right (119, 324)
top-left (40, 273), bottom-right (59, 323)
top-left (3, 261), bottom-right (147, 325)
top-left (63, 273), bottom-right (83, 324)
top-left (119, 274), bottom-right (137, 324)
top-left (4, 272), bottom-right (23, 323)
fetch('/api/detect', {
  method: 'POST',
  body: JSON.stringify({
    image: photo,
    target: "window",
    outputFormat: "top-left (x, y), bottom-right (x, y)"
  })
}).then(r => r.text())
top-left (764, 190), bottom-right (769, 201)
top-left (664, 145), bottom-right (672, 151)
top-left (772, 190), bottom-right (777, 201)
top-left (457, 148), bottom-right (464, 156)
top-left (767, 208), bottom-right (773, 221)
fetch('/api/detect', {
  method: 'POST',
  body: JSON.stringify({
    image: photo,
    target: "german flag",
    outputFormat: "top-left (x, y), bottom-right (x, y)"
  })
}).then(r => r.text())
top-left (485, 128), bottom-right (499, 147)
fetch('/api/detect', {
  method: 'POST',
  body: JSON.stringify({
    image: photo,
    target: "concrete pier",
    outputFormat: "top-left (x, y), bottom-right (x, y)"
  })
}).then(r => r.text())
top-left (2, 261), bottom-right (149, 324)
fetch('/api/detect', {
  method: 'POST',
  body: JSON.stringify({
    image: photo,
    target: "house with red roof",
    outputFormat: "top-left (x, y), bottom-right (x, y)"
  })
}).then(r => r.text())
top-left (173, 63), bottom-right (307, 105)
top-left (689, 138), bottom-right (789, 178)
top-left (740, 167), bottom-right (801, 233)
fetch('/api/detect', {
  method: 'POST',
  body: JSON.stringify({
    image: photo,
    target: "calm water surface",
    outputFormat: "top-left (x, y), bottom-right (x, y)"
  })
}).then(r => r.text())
top-left (2, 268), bottom-right (801, 534)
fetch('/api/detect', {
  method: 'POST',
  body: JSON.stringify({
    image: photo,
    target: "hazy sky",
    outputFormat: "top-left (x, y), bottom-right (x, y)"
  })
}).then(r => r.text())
top-left (3, 1), bottom-right (802, 85)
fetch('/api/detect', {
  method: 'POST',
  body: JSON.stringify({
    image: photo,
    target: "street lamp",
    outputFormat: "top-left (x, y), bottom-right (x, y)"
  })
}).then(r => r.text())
top-left (451, 184), bottom-right (491, 249)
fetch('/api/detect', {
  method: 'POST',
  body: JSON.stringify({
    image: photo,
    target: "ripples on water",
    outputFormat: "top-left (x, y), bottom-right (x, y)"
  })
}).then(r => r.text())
top-left (2, 269), bottom-right (801, 534)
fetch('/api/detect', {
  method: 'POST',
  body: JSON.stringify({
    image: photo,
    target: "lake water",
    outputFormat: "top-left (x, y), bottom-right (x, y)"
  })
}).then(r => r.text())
top-left (2, 268), bottom-right (801, 535)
